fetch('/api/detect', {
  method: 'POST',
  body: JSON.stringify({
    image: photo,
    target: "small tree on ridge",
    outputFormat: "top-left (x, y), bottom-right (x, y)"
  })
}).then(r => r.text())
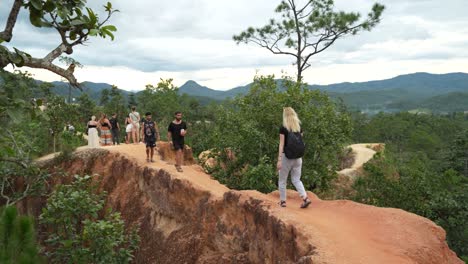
top-left (233, 0), bottom-right (385, 82)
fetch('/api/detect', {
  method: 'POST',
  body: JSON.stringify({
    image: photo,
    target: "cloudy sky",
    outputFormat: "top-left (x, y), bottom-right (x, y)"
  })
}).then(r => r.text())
top-left (2, 0), bottom-right (468, 91)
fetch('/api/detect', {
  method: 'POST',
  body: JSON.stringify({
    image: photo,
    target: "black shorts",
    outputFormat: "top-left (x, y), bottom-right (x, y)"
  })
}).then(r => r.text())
top-left (172, 140), bottom-right (184, 150)
top-left (145, 139), bottom-right (156, 148)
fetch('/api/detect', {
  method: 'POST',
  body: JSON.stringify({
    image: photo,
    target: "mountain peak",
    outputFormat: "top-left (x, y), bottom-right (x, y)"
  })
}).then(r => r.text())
top-left (183, 80), bottom-right (200, 86)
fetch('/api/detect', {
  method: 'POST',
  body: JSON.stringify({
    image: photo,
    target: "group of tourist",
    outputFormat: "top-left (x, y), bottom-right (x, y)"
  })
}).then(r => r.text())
top-left (86, 113), bottom-right (120, 147)
top-left (86, 106), bottom-right (310, 207)
top-left (86, 107), bottom-right (188, 172)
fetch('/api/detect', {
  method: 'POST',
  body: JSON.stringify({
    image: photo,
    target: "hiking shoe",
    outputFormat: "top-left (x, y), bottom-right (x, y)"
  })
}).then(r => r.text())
top-left (300, 198), bottom-right (311, 209)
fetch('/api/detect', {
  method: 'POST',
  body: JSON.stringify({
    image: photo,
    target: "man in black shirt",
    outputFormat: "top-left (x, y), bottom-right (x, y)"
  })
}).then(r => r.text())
top-left (167, 111), bottom-right (187, 172)
top-left (141, 112), bottom-right (160, 162)
top-left (109, 113), bottom-right (120, 145)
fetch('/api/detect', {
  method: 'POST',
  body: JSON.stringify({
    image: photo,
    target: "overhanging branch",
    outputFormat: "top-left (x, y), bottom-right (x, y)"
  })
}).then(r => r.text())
top-left (0, 0), bottom-right (22, 42)
top-left (27, 56), bottom-right (80, 87)
top-left (44, 43), bottom-right (71, 63)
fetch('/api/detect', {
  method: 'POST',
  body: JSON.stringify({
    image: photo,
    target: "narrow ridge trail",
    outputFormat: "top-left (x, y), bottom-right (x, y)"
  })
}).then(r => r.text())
top-left (88, 143), bottom-right (460, 264)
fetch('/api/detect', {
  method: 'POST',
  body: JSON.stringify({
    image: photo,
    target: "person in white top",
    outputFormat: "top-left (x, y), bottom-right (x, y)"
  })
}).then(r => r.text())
top-left (129, 106), bottom-right (141, 144)
top-left (87, 116), bottom-right (100, 148)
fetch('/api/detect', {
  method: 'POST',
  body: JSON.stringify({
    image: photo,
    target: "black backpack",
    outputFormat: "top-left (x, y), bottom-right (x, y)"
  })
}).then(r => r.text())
top-left (144, 121), bottom-right (156, 138)
top-left (284, 131), bottom-right (305, 159)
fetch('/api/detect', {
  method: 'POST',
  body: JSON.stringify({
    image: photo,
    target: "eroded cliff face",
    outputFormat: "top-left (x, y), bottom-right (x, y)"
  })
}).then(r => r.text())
top-left (25, 146), bottom-right (463, 264)
top-left (31, 149), bottom-right (314, 263)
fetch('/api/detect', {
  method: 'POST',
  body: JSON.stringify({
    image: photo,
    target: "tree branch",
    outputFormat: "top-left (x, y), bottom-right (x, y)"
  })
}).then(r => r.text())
top-left (1, 178), bottom-right (11, 206)
top-left (0, 157), bottom-right (28, 169)
top-left (7, 129), bottom-right (23, 157)
top-left (0, 0), bottom-right (22, 42)
top-left (298, 8), bottom-right (314, 20)
top-left (1, 43), bottom-right (79, 87)
top-left (44, 43), bottom-right (71, 63)
top-left (249, 35), bottom-right (297, 57)
top-left (27, 56), bottom-right (80, 87)
top-left (297, 1), bottom-right (313, 16)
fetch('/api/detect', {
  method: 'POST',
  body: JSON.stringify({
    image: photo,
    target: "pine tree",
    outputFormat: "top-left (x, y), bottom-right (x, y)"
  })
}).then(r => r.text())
top-left (0, 206), bottom-right (41, 264)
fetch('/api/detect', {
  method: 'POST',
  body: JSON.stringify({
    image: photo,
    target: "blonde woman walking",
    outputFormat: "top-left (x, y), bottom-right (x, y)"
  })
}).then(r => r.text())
top-left (277, 107), bottom-right (311, 208)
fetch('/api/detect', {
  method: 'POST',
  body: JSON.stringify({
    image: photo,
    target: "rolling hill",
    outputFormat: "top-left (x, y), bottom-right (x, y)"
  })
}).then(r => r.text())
top-left (177, 72), bottom-right (468, 112)
top-left (4, 70), bottom-right (466, 112)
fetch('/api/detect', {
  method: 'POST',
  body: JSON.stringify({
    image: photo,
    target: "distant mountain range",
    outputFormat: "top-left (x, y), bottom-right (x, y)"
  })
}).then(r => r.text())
top-left (8, 72), bottom-right (466, 113)
top-left (48, 81), bottom-right (131, 101)
top-left (178, 72), bottom-right (468, 113)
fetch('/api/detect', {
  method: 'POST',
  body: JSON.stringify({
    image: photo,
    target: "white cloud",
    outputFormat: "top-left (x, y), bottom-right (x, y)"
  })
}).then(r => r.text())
top-left (1, 0), bottom-right (467, 90)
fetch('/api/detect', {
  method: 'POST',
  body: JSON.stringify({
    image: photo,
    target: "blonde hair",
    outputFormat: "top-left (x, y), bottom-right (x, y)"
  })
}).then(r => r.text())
top-left (282, 107), bottom-right (301, 132)
top-left (91, 116), bottom-right (96, 121)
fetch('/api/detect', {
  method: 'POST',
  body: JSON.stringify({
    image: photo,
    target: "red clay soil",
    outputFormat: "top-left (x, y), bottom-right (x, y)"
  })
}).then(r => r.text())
top-left (31, 143), bottom-right (463, 264)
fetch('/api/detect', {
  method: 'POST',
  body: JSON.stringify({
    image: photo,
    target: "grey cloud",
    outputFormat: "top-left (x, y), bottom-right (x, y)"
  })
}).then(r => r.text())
top-left (1, 0), bottom-right (468, 73)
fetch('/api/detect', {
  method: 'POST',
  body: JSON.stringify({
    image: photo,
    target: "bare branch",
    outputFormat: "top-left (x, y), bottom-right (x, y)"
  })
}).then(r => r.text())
top-left (297, 1), bottom-right (313, 16)
top-left (0, 0), bottom-right (22, 42)
top-left (298, 8), bottom-right (314, 20)
top-left (98, 10), bottom-right (117, 28)
top-left (1, 178), bottom-right (11, 206)
top-left (7, 129), bottom-right (23, 157)
top-left (26, 56), bottom-right (80, 87)
top-left (249, 35), bottom-right (297, 57)
top-left (0, 157), bottom-right (28, 169)
top-left (300, 35), bottom-right (339, 71)
top-left (44, 43), bottom-right (71, 63)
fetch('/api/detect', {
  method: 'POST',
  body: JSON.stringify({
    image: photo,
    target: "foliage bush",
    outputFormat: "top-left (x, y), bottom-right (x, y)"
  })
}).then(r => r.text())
top-left (240, 156), bottom-right (277, 193)
top-left (191, 75), bottom-right (352, 194)
top-left (39, 175), bottom-right (140, 263)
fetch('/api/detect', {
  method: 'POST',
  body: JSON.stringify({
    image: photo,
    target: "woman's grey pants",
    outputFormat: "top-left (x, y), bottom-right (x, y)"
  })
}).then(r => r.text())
top-left (278, 153), bottom-right (307, 201)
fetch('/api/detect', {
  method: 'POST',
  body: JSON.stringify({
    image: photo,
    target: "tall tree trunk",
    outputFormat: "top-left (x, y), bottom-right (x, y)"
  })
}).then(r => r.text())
top-left (297, 59), bottom-right (302, 83)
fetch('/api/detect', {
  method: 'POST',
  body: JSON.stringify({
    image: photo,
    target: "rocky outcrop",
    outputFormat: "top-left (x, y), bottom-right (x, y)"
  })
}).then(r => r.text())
top-left (28, 145), bottom-right (462, 264)
top-left (157, 141), bottom-right (195, 165)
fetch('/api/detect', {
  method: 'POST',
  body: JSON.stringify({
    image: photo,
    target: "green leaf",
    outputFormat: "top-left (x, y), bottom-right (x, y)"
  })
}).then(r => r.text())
top-left (29, 10), bottom-right (43, 27)
top-left (102, 25), bottom-right (117, 32)
top-left (89, 29), bottom-right (99, 36)
top-left (30, 0), bottom-right (42, 10)
top-left (70, 19), bottom-right (86, 26)
top-left (62, 240), bottom-right (73, 248)
top-left (69, 31), bottom-right (77, 40)
top-left (3, 146), bottom-right (15, 156)
top-left (43, 0), bottom-right (56, 12)
top-left (6, 109), bottom-right (22, 123)
top-left (100, 28), bottom-right (114, 40)
top-left (40, 21), bottom-right (53, 28)
top-left (86, 8), bottom-right (97, 25)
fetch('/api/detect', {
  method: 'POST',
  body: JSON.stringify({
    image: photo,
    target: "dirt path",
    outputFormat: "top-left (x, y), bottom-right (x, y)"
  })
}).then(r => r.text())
top-left (97, 144), bottom-right (453, 264)
top-left (338, 143), bottom-right (380, 178)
